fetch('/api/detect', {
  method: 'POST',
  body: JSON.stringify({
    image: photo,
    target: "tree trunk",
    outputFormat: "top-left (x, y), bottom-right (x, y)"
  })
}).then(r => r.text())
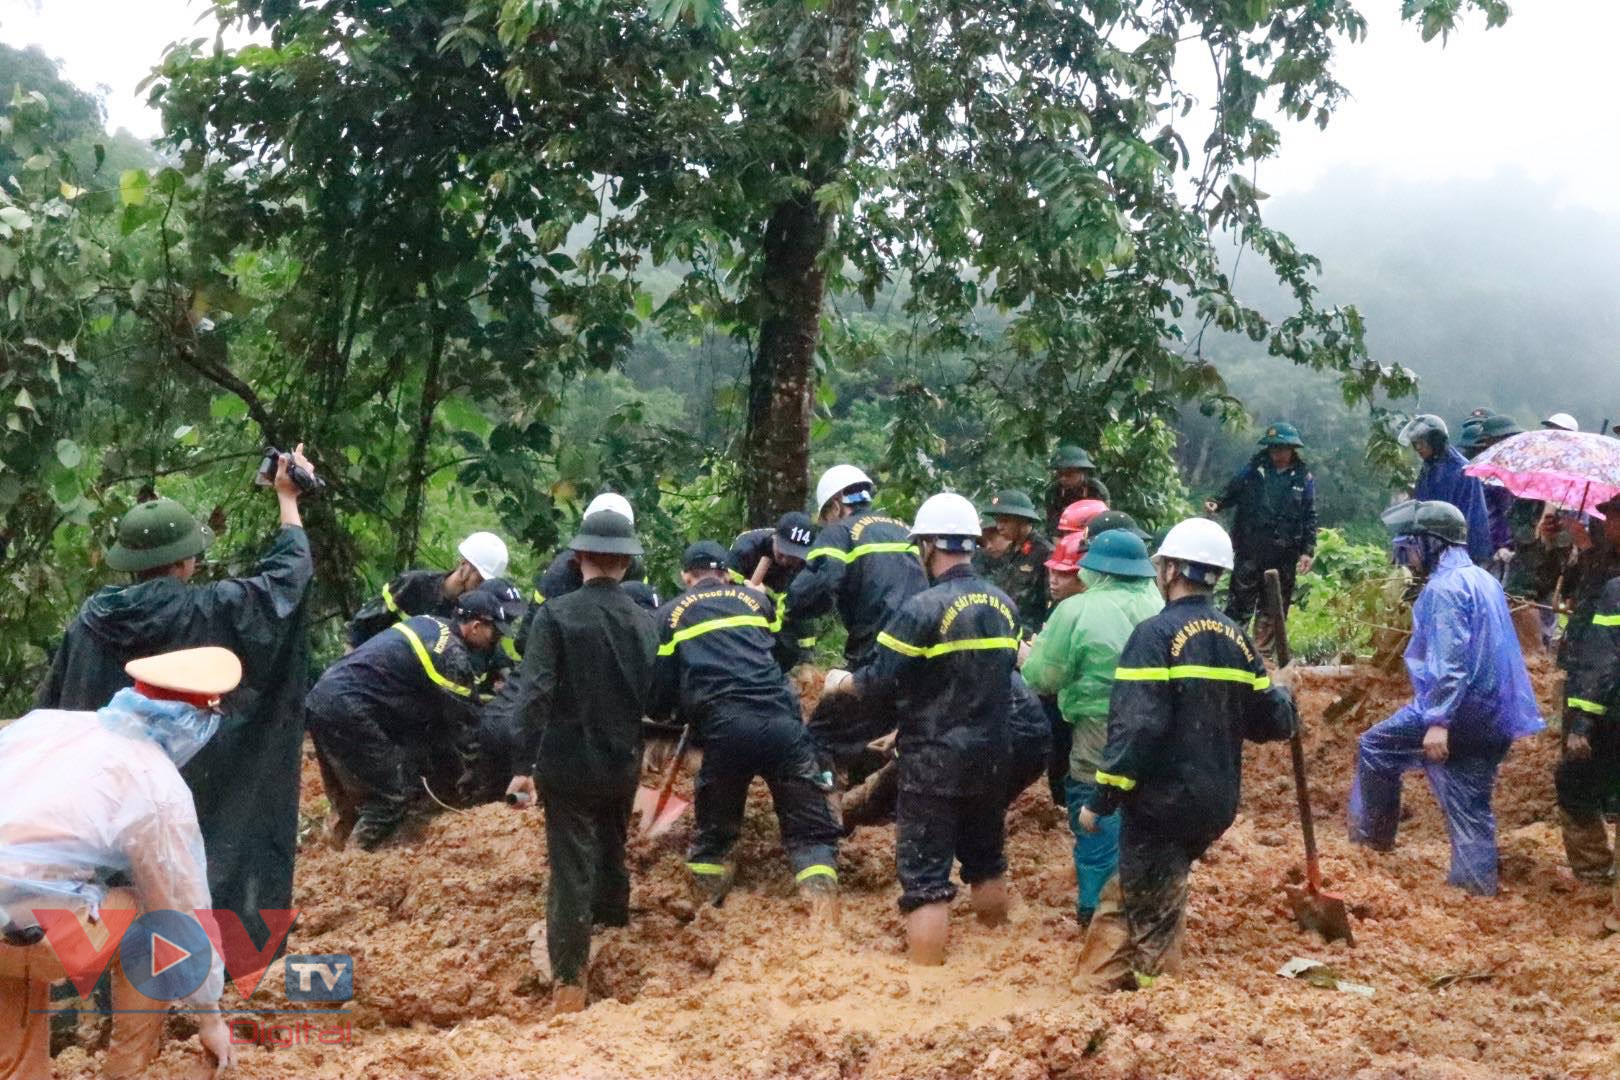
top-left (396, 321), bottom-right (446, 569)
top-left (744, 196), bottom-right (829, 524)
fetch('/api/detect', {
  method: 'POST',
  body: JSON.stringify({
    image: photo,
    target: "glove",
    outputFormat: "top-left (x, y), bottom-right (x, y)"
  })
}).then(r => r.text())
top-left (823, 669), bottom-right (854, 695)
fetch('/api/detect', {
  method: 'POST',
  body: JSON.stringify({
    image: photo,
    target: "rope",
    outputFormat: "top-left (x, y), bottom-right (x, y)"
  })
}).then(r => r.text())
top-left (421, 776), bottom-right (472, 816)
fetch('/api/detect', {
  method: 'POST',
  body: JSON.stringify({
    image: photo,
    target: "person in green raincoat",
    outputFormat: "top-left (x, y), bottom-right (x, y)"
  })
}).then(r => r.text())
top-left (1019, 529), bottom-right (1163, 925)
top-left (34, 448), bottom-right (316, 966)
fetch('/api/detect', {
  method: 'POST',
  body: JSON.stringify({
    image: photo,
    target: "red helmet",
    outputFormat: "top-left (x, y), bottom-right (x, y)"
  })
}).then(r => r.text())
top-left (1044, 531), bottom-right (1086, 573)
top-left (1057, 498), bottom-right (1109, 536)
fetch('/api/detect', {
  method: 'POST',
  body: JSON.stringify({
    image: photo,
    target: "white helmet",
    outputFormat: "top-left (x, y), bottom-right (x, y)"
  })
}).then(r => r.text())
top-left (458, 531), bottom-right (509, 581)
top-left (1542, 412), bottom-right (1579, 432)
top-left (585, 491), bottom-right (635, 525)
top-left (1397, 414), bottom-right (1448, 449)
top-left (910, 493), bottom-right (981, 539)
top-left (1154, 517), bottom-right (1234, 571)
top-left (815, 464), bottom-right (874, 510)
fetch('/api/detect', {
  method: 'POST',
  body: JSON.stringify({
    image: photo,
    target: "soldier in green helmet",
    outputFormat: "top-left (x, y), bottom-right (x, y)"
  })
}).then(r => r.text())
top-left (1045, 446), bottom-right (1111, 534)
top-left (35, 446), bottom-right (317, 974)
top-left (974, 489), bottom-right (1053, 634)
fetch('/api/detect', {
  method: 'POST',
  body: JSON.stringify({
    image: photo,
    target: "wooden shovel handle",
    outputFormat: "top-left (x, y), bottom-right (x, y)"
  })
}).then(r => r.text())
top-left (1265, 568), bottom-right (1321, 893)
top-left (649, 724), bottom-right (691, 822)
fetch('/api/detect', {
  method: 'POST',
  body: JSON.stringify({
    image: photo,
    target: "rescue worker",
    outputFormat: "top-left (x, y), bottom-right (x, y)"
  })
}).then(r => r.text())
top-left (650, 542), bottom-right (842, 911)
top-left (1044, 532), bottom-right (1087, 607)
top-left (1074, 517), bottom-right (1296, 990)
top-left (1204, 421), bottom-right (1317, 661)
top-left (1555, 496), bottom-right (1620, 884)
top-left (729, 511), bottom-right (819, 672)
top-left (1542, 412), bottom-right (1580, 432)
top-left (1021, 529), bottom-right (1163, 927)
top-left (1349, 500), bottom-right (1543, 896)
top-left (2, 647), bottom-right (243, 1080)
top-left (1084, 509), bottom-right (1150, 544)
top-left (788, 464), bottom-right (927, 669)
top-left (307, 588), bottom-right (511, 850)
top-left (505, 511), bottom-right (657, 1015)
top-left (521, 493), bottom-right (641, 632)
top-left (1471, 415), bottom-right (1524, 571)
top-left (1399, 414), bottom-right (1492, 565)
top-left (975, 489), bottom-right (1052, 634)
top-left (348, 530), bottom-right (509, 648)
top-left (1045, 446), bottom-right (1111, 534)
top-left (1457, 407), bottom-right (1495, 459)
top-left (834, 492), bottom-right (1018, 965)
top-left (35, 448), bottom-right (315, 974)
top-left (1056, 498), bottom-right (1110, 540)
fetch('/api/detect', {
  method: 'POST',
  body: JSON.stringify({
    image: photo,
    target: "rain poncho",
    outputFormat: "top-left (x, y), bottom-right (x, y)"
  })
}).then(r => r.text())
top-left (34, 526), bottom-right (313, 959)
top-left (1349, 545), bottom-right (1544, 894)
top-left (1413, 445), bottom-right (1493, 564)
top-left (0, 690), bottom-right (223, 1005)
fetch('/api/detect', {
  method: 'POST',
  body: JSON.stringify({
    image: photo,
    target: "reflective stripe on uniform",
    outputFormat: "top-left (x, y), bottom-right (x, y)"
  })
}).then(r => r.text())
top-left (1594, 613), bottom-right (1620, 627)
top-left (382, 583), bottom-right (400, 618)
top-left (1568, 697), bottom-right (1609, 715)
top-left (1113, 664), bottom-right (1269, 689)
top-left (876, 631), bottom-right (1019, 659)
top-left (531, 590), bottom-right (546, 606)
top-left (797, 636), bottom-right (818, 649)
top-left (804, 541), bottom-right (916, 564)
top-left (686, 862), bottom-right (728, 876)
top-left (391, 622), bottom-right (473, 698)
top-left (794, 864), bottom-right (838, 883)
top-left (1095, 771), bottom-right (1136, 791)
top-left (657, 614), bottom-right (773, 656)
top-left (500, 637), bottom-right (521, 662)
top-left (725, 571), bottom-right (785, 632)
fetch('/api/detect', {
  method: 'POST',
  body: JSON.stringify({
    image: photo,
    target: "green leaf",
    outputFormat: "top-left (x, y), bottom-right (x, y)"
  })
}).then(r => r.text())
top-left (13, 388), bottom-right (34, 412)
top-left (54, 439), bottom-right (82, 468)
top-left (0, 206), bottom-right (33, 230)
top-left (173, 424), bottom-right (198, 445)
top-left (119, 169), bottom-right (150, 208)
top-left (210, 395), bottom-right (248, 421)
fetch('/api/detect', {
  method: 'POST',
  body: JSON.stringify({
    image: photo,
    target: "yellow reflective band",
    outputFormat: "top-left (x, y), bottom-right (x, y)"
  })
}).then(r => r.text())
top-left (658, 614), bottom-right (772, 656)
top-left (1095, 770), bottom-right (1137, 791)
top-left (686, 862), bottom-right (728, 876)
top-left (795, 865), bottom-right (838, 883)
top-left (1114, 666), bottom-right (1170, 681)
top-left (1594, 613), bottom-right (1620, 627)
top-left (1568, 698), bottom-right (1609, 716)
top-left (805, 541), bottom-right (916, 564)
top-left (500, 637), bottom-right (521, 662)
top-left (876, 631), bottom-right (1019, 659)
top-left (770, 592), bottom-right (786, 634)
top-left (531, 590), bottom-right (546, 606)
top-left (797, 637), bottom-right (818, 648)
top-left (382, 583), bottom-right (401, 618)
top-left (1254, 676), bottom-right (1272, 691)
top-left (391, 622), bottom-right (473, 698)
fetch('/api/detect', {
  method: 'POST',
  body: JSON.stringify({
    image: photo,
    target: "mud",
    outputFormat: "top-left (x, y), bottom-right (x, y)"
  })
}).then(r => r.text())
top-left (58, 659), bottom-right (1620, 1079)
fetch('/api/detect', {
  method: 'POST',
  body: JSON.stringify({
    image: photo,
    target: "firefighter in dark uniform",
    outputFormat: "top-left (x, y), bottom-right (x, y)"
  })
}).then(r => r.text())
top-left (347, 531), bottom-right (509, 649)
top-left (1045, 445), bottom-right (1112, 535)
top-left (831, 492), bottom-right (1019, 965)
top-left (1204, 421), bottom-right (1317, 661)
top-left (651, 541), bottom-right (842, 911)
top-left (307, 588), bottom-right (512, 850)
top-left (504, 510), bottom-right (658, 1015)
top-left (729, 511), bottom-right (819, 672)
top-left (975, 489), bottom-right (1053, 634)
top-left (1074, 517), bottom-right (1296, 990)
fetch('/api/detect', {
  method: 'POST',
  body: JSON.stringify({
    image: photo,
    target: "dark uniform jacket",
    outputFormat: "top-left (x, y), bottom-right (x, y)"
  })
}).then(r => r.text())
top-left (854, 565), bottom-right (1017, 797)
top-left (1562, 530), bottom-right (1620, 667)
top-left (35, 526), bottom-right (313, 953)
top-left (515, 550), bottom-right (648, 654)
top-left (1565, 575), bottom-right (1620, 738)
top-left (1087, 595), bottom-right (1296, 851)
top-left (515, 578), bottom-right (658, 795)
top-left (307, 614), bottom-right (483, 744)
top-left (974, 532), bottom-right (1053, 633)
top-left (729, 528), bottom-right (816, 671)
top-left (348, 568), bottom-right (454, 649)
top-left (1213, 452), bottom-right (1318, 560)
top-left (787, 507), bottom-right (927, 667)
top-left (1045, 477), bottom-right (1112, 535)
top-left (650, 580), bottom-right (801, 739)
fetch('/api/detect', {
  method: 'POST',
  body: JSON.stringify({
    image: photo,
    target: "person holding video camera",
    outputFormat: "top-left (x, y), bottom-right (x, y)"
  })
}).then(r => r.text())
top-left (34, 444), bottom-right (317, 971)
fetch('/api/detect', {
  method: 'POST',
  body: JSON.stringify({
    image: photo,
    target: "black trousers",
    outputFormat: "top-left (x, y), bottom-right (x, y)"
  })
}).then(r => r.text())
top-left (895, 788), bottom-right (1007, 912)
top-left (1225, 551), bottom-right (1298, 658)
top-left (542, 784), bottom-right (632, 987)
top-left (1075, 819), bottom-right (1197, 988)
top-left (307, 708), bottom-right (408, 848)
top-left (1555, 722), bottom-right (1620, 879)
top-left (1044, 698), bottom-right (1071, 807)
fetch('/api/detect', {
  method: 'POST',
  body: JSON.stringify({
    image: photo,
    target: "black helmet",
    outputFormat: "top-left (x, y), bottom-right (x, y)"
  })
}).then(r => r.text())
top-left (568, 511), bottom-right (644, 556)
top-left (1381, 499), bottom-right (1467, 546)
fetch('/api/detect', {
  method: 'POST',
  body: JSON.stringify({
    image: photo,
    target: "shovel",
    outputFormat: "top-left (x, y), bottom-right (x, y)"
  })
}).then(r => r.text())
top-left (1265, 568), bottom-right (1355, 946)
top-left (633, 723), bottom-right (691, 837)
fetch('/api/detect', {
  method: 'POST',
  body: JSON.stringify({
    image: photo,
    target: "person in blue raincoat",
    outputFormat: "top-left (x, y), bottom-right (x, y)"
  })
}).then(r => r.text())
top-left (1399, 415), bottom-right (1493, 565)
top-left (1348, 500), bottom-right (1544, 895)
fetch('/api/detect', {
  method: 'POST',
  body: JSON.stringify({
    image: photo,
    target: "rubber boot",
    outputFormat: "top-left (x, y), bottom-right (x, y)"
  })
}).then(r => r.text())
top-left (798, 874), bottom-right (841, 926)
top-left (552, 984), bottom-right (587, 1014)
top-left (970, 877), bottom-right (1009, 927)
top-left (905, 902), bottom-right (949, 966)
top-left (1559, 808), bottom-right (1614, 883)
top-left (688, 862), bottom-right (736, 908)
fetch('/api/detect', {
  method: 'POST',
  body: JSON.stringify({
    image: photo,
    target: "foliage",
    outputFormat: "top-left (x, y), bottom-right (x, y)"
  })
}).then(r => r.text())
top-left (1285, 528), bottom-right (1408, 663)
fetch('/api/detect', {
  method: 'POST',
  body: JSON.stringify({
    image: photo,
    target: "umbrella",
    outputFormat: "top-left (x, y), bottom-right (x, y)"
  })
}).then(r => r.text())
top-left (1465, 429), bottom-right (1620, 517)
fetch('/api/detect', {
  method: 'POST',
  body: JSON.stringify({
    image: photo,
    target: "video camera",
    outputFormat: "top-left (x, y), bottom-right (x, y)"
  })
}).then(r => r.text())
top-left (255, 447), bottom-right (325, 495)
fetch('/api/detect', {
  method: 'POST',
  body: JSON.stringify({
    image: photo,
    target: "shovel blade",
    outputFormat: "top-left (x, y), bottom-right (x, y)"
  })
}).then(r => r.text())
top-left (632, 785), bottom-right (691, 837)
top-left (1285, 883), bottom-right (1355, 946)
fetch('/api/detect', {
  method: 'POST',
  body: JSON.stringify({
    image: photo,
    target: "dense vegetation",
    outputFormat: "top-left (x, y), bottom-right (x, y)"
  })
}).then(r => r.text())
top-left (4, 1), bottom-right (1595, 714)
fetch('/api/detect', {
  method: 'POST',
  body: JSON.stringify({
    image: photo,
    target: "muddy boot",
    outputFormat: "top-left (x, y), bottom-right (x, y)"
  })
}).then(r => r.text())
top-left (798, 873), bottom-right (841, 926)
top-left (1073, 876), bottom-right (1133, 993)
top-left (688, 861), bottom-right (736, 907)
top-left (905, 902), bottom-right (949, 966)
top-left (552, 984), bottom-right (587, 1014)
top-left (1559, 809), bottom-right (1614, 883)
top-left (970, 877), bottom-right (1009, 927)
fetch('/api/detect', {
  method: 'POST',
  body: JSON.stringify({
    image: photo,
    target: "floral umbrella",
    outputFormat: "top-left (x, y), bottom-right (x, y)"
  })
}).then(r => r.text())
top-left (1465, 429), bottom-right (1620, 518)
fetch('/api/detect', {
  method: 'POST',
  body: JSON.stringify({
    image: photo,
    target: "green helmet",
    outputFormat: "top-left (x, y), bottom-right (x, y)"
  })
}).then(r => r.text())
top-left (1085, 509), bottom-right (1147, 540)
top-left (986, 488), bottom-right (1042, 522)
top-left (1380, 499), bottom-right (1467, 546)
top-left (1080, 529), bottom-right (1156, 578)
top-left (1051, 445), bottom-right (1096, 470)
top-left (105, 498), bottom-right (214, 573)
top-left (1257, 422), bottom-right (1304, 448)
top-left (1479, 414), bottom-right (1523, 441)
top-left (568, 510), bottom-right (644, 556)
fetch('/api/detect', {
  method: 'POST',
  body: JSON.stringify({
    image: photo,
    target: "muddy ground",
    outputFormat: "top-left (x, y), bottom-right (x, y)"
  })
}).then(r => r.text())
top-left (57, 659), bottom-right (1620, 1079)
